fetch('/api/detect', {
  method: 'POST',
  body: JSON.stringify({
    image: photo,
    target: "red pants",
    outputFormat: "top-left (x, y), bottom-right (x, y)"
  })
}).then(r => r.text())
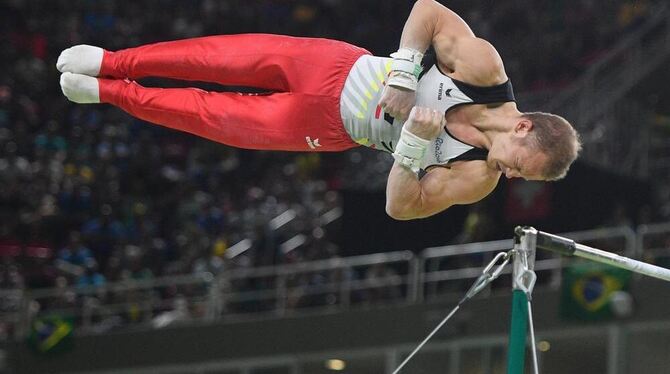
top-left (98, 34), bottom-right (369, 151)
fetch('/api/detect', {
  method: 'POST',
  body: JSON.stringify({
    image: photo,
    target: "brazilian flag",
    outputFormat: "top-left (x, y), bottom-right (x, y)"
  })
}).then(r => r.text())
top-left (560, 262), bottom-right (632, 321)
top-left (27, 316), bottom-right (74, 354)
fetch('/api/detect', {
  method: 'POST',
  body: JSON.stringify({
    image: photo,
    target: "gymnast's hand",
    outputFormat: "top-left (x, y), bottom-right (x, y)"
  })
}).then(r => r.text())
top-left (379, 77), bottom-right (416, 121)
top-left (403, 106), bottom-right (444, 141)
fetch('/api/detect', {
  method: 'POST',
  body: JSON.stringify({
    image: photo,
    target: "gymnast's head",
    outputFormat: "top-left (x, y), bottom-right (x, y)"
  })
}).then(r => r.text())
top-left (487, 112), bottom-right (581, 181)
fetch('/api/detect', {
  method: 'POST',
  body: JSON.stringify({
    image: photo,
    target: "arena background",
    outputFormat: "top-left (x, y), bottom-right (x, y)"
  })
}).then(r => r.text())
top-left (1, 0), bottom-right (670, 373)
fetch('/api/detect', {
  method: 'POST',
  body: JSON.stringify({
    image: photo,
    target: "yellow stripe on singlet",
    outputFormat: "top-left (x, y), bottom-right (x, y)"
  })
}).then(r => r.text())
top-left (358, 97), bottom-right (368, 110)
top-left (355, 137), bottom-right (370, 145)
top-left (376, 71), bottom-right (385, 84)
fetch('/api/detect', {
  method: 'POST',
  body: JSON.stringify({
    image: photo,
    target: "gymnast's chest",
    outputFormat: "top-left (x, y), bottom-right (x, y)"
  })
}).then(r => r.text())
top-left (443, 104), bottom-right (487, 148)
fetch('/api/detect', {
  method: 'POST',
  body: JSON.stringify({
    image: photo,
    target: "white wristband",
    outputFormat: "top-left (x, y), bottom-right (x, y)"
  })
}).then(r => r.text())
top-left (390, 48), bottom-right (424, 64)
top-left (392, 126), bottom-right (430, 173)
top-left (387, 72), bottom-right (418, 91)
top-left (390, 48), bottom-right (424, 78)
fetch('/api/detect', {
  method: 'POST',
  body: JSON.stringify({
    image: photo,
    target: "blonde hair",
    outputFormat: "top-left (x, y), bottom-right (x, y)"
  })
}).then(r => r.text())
top-left (521, 112), bottom-right (582, 180)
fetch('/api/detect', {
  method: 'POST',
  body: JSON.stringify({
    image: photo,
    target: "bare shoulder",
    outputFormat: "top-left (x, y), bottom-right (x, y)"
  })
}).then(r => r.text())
top-left (434, 36), bottom-right (508, 86)
top-left (446, 159), bottom-right (500, 194)
top-left (425, 160), bottom-right (500, 205)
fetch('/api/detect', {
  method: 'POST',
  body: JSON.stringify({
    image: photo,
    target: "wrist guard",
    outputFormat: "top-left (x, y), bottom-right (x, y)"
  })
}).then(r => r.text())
top-left (392, 126), bottom-right (430, 173)
top-left (388, 48), bottom-right (424, 91)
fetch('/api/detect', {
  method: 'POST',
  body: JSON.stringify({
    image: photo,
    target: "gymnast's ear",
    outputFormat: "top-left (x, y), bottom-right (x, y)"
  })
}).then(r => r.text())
top-left (513, 118), bottom-right (534, 138)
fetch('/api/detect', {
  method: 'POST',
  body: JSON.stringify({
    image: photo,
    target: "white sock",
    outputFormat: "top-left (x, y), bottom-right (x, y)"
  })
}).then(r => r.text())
top-left (60, 72), bottom-right (100, 104)
top-left (56, 45), bottom-right (104, 76)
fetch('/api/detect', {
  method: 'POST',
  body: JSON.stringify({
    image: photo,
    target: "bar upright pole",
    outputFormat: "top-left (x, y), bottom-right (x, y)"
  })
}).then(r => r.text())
top-left (507, 227), bottom-right (537, 374)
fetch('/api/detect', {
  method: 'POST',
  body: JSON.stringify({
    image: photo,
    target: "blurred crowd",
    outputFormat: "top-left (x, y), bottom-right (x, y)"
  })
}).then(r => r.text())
top-left (0, 0), bottom-right (664, 337)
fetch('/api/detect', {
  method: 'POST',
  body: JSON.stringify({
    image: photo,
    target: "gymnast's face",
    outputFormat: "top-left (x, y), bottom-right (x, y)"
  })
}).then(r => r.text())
top-left (487, 122), bottom-right (549, 181)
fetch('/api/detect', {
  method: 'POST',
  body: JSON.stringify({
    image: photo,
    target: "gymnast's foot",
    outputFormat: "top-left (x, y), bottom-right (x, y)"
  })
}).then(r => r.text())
top-left (59, 72), bottom-right (100, 104)
top-left (56, 45), bottom-right (104, 76)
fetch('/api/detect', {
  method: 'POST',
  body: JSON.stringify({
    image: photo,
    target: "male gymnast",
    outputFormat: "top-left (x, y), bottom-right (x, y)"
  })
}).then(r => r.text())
top-left (57, 0), bottom-right (581, 220)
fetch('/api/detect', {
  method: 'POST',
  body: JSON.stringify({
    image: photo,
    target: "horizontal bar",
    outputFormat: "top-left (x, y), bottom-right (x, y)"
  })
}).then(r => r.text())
top-left (573, 242), bottom-right (670, 281)
top-left (535, 230), bottom-right (577, 256)
top-left (534, 230), bottom-right (670, 282)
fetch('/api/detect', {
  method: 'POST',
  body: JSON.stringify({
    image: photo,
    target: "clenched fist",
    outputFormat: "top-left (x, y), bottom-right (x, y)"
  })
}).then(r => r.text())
top-left (404, 106), bottom-right (445, 140)
top-left (379, 83), bottom-right (416, 121)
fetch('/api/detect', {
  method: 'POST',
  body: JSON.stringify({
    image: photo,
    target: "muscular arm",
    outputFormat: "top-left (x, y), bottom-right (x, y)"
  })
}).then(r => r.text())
top-left (386, 161), bottom-right (499, 220)
top-left (379, 0), bottom-right (478, 119)
top-left (398, 0), bottom-right (474, 54)
top-left (384, 2), bottom-right (507, 220)
top-left (401, 0), bottom-right (507, 84)
top-left (385, 107), bottom-right (499, 220)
